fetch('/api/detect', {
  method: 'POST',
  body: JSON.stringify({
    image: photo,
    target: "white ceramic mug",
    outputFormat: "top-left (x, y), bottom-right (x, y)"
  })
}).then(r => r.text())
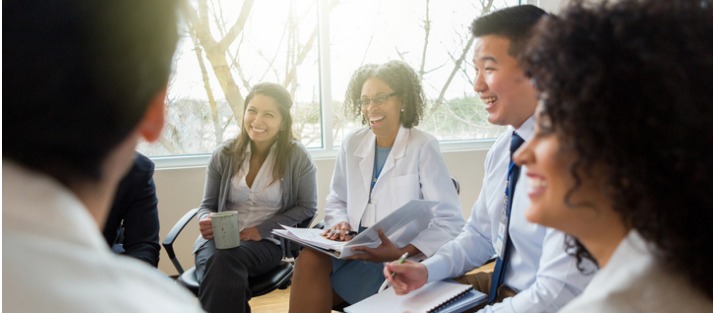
top-left (211, 211), bottom-right (240, 249)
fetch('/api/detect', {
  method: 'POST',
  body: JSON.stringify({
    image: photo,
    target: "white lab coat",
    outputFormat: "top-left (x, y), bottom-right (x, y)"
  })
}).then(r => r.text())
top-left (324, 126), bottom-right (465, 257)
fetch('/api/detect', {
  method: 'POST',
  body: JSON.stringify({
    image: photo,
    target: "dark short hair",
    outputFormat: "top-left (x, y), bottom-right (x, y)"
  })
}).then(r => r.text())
top-left (343, 60), bottom-right (425, 128)
top-left (522, 0), bottom-right (713, 299)
top-left (470, 4), bottom-right (547, 56)
top-left (4, 0), bottom-right (179, 183)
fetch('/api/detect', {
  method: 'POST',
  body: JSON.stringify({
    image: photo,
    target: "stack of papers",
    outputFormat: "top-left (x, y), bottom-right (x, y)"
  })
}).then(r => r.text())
top-left (272, 200), bottom-right (436, 259)
top-left (273, 226), bottom-right (379, 258)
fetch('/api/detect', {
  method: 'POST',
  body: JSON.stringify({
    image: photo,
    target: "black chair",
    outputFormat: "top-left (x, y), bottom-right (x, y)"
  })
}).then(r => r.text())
top-left (162, 208), bottom-right (313, 297)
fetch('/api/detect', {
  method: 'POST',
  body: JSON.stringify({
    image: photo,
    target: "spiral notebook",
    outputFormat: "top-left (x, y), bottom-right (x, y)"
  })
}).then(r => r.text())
top-left (344, 280), bottom-right (486, 313)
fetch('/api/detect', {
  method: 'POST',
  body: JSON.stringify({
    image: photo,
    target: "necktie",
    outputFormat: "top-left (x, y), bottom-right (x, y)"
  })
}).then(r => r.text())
top-left (487, 132), bottom-right (525, 304)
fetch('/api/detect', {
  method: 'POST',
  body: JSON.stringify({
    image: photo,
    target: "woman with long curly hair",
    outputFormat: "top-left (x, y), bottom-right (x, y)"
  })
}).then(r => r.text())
top-left (515, 0), bottom-right (713, 311)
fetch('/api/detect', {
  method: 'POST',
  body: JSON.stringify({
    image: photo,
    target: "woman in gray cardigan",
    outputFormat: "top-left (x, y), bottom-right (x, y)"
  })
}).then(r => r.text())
top-left (193, 83), bottom-right (318, 313)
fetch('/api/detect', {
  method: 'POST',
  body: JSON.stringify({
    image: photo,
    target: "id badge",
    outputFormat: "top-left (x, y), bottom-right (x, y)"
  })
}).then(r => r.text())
top-left (494, 200), bottom-right (509, 257)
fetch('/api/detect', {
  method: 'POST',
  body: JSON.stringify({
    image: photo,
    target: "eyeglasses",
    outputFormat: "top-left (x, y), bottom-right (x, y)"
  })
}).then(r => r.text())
top-left (359, 92), bottom-right (398, 107)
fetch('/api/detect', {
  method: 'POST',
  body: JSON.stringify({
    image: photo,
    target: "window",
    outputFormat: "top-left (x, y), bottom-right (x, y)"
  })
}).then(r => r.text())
top-left (138, 0), bottom-right (518, 160)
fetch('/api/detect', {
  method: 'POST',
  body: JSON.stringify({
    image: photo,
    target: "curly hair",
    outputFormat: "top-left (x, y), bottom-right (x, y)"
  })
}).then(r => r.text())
top-left (521, 0), bottom-right (713, 299)
top-left (343, 60), bottom-right (426, 128)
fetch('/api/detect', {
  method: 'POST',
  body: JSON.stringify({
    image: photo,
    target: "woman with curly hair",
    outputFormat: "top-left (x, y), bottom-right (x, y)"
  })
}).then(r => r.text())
top-left (515, 0), bottom-right (713, 311)
top-left (289, 60), bottom-right (465, 312)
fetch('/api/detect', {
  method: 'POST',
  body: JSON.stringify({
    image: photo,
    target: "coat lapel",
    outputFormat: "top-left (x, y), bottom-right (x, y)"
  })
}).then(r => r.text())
top-left (356, 131), bottom-right (376, 200)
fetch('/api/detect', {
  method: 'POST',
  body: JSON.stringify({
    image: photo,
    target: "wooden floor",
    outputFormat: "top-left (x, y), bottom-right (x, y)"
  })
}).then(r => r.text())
top-left (248, 287), bottom-right (294, 313)
top-left (248, 262), bottom-right (495, 313)
top-left (249, 286), bottom-right (345, 313)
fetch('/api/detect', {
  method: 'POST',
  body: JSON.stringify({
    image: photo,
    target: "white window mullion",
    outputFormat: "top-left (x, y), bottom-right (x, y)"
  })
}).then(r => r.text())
top-left (318, 0), bottom-right (334, 152)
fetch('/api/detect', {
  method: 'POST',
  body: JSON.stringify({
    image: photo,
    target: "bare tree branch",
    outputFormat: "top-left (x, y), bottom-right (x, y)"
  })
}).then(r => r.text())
top-left (217, 0), bottom-right (255, 51)
top-left (227, 37), bottom-right (252, 91)
top-left (191, 40), bottom-right (223, 144)
top-left (182, 0), bottom-right (245, 123)
top-left (427, 35), bottom-right (474, 115)
top-left (282, 26), bottom-right (318, 88)
top-left (281, 0), bottom-right (331, 90)
top-left (256, 11), bottom-right (288, 83)
top-left (158, 123), bottom-right (181, 154)
top-left (427, 0), bottom-right (494, 116)
top-left (418, 0), bottom-right (431, 80)
top-left (395, 47), bottom-right (407, 62)
top-left (210, 0), bottom-right (228, 36)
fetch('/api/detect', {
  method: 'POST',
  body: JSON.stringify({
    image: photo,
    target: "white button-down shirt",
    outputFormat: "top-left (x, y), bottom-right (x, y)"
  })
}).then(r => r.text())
top-left (3, 161), bottom-right (204, 313)
top-left (229, 144), bottom-right (282, 230)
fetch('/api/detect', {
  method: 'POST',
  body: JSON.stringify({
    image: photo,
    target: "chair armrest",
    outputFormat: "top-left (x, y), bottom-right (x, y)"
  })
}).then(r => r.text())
top-left (161, 208), bottom-right (199, 274)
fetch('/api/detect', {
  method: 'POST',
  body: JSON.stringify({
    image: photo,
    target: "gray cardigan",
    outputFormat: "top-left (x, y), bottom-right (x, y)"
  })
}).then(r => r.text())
top-left (193, 139), bottom-right (318, 252)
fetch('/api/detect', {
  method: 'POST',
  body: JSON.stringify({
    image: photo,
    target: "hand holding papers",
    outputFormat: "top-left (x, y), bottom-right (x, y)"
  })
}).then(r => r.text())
top-left (322, 221), bottom-right (358, 241)
top-left (273, 225), bottom-right (368, 258)
top-left (272, 200), bottom-right (436, 259)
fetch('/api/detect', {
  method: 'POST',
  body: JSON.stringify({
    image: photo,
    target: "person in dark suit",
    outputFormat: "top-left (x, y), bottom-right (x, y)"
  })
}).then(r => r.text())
top-left (103, 152), bottom-right (161, 267)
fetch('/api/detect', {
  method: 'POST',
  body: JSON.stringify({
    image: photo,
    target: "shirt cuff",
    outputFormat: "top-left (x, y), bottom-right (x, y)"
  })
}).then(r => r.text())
top-left (422, 254), bottom-right (451, 284)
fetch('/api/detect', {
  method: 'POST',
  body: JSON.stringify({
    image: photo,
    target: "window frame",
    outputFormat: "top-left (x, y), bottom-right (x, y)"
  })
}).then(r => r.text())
top-left (151, 0), bottom-right (538, 169)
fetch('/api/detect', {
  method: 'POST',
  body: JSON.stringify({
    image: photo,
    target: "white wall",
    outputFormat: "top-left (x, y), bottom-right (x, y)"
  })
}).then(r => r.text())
top-left (153, 148), bottom-right (487, 275)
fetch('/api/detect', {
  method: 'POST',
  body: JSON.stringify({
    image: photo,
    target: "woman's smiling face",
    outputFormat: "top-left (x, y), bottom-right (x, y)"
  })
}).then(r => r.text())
top-left (514, 110), bottom-right (608, 237)
top-left (243, 94), bottom-right (284, 147)
top-left (360, 78), bottom-right (402, 139)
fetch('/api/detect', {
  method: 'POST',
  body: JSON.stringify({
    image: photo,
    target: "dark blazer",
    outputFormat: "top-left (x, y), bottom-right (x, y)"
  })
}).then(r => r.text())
top-left (103, 152), bottom-right (161, 267)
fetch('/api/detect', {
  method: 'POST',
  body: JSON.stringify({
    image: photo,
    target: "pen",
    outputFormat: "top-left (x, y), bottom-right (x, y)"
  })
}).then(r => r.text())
top-left (378, 252), bottom-right (409, 292)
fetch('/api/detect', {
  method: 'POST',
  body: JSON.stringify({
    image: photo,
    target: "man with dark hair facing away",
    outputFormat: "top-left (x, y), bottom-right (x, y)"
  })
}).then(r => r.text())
top-left (3, 0), bottom-right (204, 311)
